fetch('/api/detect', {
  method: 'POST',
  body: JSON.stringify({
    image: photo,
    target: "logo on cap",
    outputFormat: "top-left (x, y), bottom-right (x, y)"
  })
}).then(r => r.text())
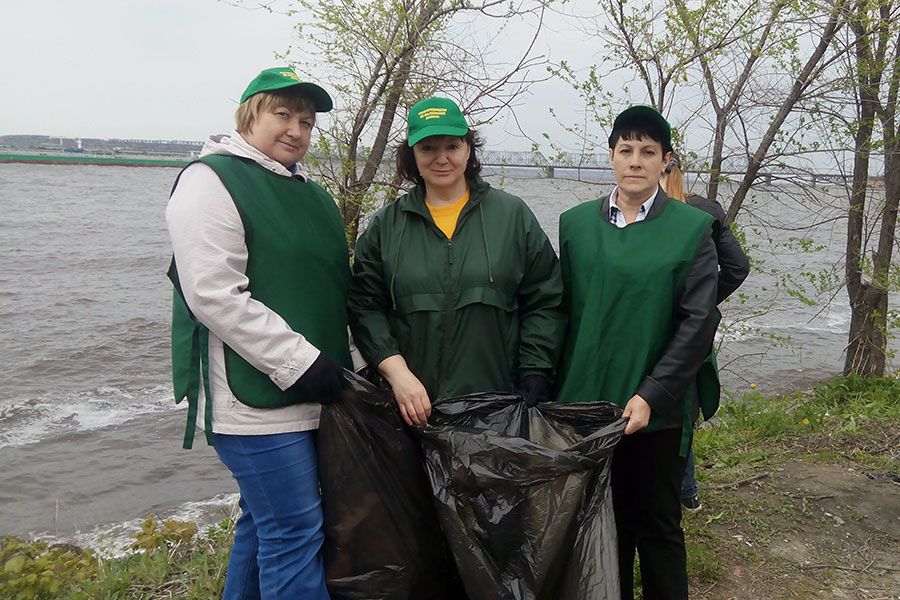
top-left (418, 107), bottom-right (448, 120)
top-left (279, 71), bottom-right (300, 81)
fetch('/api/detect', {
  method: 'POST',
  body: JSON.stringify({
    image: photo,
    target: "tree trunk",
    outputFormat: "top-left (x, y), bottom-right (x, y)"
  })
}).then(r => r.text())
top-left (843, 7), bottom-right (879, 375)
top-left (842, 3), bottom-right (899, 377)
top-left (844, 285), bottom-right (888, 376)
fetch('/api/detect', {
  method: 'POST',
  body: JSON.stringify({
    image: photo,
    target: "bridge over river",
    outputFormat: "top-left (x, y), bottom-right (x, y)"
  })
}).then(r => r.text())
top-left (478, 150), bottom-right (864, 186)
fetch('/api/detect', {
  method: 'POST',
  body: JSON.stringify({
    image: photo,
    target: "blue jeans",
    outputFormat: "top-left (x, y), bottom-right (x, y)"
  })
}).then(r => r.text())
top-left (214, 431), bottom-right (330, 600)
top-left (681, 446), bottom-right (698, 499)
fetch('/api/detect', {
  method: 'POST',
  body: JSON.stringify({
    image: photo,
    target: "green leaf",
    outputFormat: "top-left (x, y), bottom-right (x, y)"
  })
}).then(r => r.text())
top-left (3, 555), bottom-right (26, 574)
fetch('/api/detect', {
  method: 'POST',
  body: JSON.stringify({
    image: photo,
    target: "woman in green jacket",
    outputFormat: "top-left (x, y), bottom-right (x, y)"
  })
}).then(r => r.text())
top-left (348, 97), bottom-right (566, 426)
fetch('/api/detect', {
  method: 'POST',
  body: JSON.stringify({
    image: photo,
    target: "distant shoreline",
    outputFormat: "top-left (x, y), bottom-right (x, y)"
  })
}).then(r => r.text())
top-left (0, 152), bottom-right (189, 168)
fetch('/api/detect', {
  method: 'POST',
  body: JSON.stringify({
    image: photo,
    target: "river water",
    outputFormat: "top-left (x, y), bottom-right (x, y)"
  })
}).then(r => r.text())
top-left (0, 162), bottom-right (885, 551)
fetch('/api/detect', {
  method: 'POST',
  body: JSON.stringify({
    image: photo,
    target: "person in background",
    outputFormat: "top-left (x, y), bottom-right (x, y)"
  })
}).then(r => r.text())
top-left (166, 67), bottom-right (351, 599)
top-left (348, 96), bottom-right (566, 427)
top-left (555, 105), bottom-right (719, 600)
top-left (660, 155), bottom-right (750, 512)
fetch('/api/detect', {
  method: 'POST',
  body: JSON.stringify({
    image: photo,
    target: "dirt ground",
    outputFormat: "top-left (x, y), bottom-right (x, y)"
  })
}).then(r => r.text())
top-left (689, 460), bottom-right (900, 599)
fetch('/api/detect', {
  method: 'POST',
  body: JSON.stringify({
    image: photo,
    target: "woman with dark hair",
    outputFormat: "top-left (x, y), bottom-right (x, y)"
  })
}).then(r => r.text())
top-left (661, 155), bottom-right (750, 512)
top-left (555, 105), bottom-right (721, 599)
top-left (348, 96), bottom-right (566, 426)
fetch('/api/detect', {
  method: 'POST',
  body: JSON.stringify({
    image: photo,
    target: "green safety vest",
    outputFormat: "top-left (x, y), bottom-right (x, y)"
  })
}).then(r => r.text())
top-left (169, 155), bottom-right (351, 448)
top-left (556, 196), bottom-right (719, 451)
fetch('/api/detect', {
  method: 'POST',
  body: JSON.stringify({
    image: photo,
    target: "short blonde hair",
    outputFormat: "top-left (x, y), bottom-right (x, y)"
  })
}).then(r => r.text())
top-left (235, 91), bottom-right (317, 134)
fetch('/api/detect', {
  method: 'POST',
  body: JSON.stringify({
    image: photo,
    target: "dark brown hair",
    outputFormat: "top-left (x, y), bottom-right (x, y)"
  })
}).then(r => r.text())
top-left (395, 130), bottom-right (484, 186)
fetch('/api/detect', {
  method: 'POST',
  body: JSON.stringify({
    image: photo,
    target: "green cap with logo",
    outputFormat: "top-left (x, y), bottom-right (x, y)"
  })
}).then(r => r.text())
top-left (240, 67), bottom-right (333, 112)
top-left (610, 105), bottom-right (672, 150)
top-left (407, 97), bottom-right (469, 146)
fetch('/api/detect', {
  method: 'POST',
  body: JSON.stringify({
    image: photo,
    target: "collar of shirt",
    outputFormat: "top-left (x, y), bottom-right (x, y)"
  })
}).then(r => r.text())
top-left (288, 162), bottom-right (309, 181)
top-left (609, 186), bottom-right (657, 228)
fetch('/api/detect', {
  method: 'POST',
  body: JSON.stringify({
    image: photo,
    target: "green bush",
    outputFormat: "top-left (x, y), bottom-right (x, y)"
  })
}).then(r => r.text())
top-left (0, 518), bottom-right (232, 600)
top-left (0, 536), bottom-right (97, 600)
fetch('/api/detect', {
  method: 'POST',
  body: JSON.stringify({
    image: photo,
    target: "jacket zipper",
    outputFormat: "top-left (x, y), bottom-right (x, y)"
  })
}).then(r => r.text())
top-left (417, 192), bottom-right (478, 400)
top-left (436, 238), bottom-right (454, 399)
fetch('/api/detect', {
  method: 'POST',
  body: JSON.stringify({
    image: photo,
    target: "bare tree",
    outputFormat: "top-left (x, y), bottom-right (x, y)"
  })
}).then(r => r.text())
top-left (671, 0), bottom-right (791, 205)
top-left (278, 0), bottom-right (550, 245)
top-left (718, 0), bottom-right (855, 223)
top-left (552, 0), bottom-right (854, 216)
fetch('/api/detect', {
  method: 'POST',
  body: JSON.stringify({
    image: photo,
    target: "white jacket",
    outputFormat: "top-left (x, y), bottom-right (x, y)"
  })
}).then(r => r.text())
top-left (166, 131), bottom-right (329, 435)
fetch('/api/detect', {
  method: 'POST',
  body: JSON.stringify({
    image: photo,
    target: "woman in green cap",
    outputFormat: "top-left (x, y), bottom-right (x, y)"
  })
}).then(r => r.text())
top-left (166, 67), bottom-right (349, 599)
top-left (348, 96), bottom-right (566, 426)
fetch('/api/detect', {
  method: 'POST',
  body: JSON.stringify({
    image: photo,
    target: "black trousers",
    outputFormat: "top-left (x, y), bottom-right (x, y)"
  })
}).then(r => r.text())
top-left (611, 427), bottom-right (688, 600)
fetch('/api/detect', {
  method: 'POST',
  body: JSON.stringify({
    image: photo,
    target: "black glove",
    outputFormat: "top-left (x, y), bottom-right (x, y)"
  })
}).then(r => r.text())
top-left (290, 353), bottom-right (345, 405)
top-left (520, 374), bottom-right (550, 407)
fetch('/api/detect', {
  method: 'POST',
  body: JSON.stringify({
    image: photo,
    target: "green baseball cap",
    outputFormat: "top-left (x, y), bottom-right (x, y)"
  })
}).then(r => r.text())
top-left (240, 67), bottom-right (333, 112)
top-left (610, 105), bottom-right (672, 150)
top-left (407, 97), bottom-right (469, 146)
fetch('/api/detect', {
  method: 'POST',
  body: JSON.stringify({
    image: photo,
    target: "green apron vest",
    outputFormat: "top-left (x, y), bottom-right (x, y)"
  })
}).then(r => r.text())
top-left (169, 155), bottom-right (351, 448)
top-left (556, 197), bottom-right (718, 450)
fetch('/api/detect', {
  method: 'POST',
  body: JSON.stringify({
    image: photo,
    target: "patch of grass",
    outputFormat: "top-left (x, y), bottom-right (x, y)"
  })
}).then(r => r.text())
top-left (849, 450), bottom-right (899, 471)
top-left (0, 536), bottom-right (98, 599)
top-left (685, 526), bottom-right (723, 583)
top-left (810, 375), bottom-right (900, 420)
top-left (803, 449), bottom-right (845, 464)
top-left (694, 375), bottom-right (900, 477)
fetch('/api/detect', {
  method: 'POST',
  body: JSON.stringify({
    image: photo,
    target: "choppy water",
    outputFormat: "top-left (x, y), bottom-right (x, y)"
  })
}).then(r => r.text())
top-left (0, 162), bottom-right (883, 549)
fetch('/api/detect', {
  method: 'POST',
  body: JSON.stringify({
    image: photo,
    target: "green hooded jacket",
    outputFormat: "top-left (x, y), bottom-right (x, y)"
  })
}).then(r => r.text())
top-left (349, 177), bottom-right (566, 400)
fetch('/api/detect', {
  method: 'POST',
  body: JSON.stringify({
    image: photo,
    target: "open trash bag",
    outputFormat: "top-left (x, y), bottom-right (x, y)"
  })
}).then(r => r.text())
top-left (418, 395), bottom-right (625, 600)
top-left (317, 372), bottom-right (453, 600)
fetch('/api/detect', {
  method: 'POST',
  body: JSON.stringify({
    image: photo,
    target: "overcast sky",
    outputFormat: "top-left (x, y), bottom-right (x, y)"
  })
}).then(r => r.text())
top-left (1, 0), bottom-right (597, 151)
top-left (2, 1), bottom-right (304, 141)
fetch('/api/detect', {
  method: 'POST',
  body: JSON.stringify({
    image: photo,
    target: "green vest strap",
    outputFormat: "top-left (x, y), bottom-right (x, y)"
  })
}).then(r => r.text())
top-left (697, 346), bottom-right (721, 421)
top-left (169, 260), bottom-right (215, 449)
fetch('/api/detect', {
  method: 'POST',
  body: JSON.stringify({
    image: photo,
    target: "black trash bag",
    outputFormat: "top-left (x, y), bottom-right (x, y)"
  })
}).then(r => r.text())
top-left (317, 372), bottom-right (453, 600)
top-left (416, 394), bottom-right (625, 600)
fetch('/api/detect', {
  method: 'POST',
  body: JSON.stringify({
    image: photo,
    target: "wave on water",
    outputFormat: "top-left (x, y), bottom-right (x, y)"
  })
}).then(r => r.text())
top-left (0, 384), bottom-right (179, 449)
top-left (749, 320), bottom-right (850, 335)
top-left (20, 317), bottom-right (169, 377)
top-left (33, 493), bottom-right (240, 558)
top-left (723, 307), bottom-right (851, 340)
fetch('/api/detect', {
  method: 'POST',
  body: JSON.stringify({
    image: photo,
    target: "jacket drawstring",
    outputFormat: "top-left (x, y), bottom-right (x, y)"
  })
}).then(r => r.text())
top-left (390, 213), bottom-right (408, 309)
top-left (479, 202), bottom-right (494, 284)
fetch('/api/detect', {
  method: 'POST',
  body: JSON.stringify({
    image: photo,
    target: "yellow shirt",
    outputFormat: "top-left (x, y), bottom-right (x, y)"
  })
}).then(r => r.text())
top-left (426, 191), bottom-right (469, 239)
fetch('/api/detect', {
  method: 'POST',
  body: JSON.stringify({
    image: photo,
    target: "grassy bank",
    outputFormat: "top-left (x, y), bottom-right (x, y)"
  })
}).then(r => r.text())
top-left (3, 376), bottom-right (898, 599)
top-left (684, 375), bottom-right (900, 599)
top-left (0, 519), bottom-right (231, 599)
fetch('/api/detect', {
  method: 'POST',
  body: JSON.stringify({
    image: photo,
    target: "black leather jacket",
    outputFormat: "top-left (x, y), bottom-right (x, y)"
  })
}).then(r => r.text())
top-left (687, 194), bottom-right (750, 304)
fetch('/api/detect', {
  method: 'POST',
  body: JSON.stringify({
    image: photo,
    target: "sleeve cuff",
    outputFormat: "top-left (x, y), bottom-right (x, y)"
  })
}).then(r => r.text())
top-left (636, 376), bottom-right (674, 413)
top-left (370, 348), bottom-right (402, 368)
top-left (270, 347), bottom-right (321, 391)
